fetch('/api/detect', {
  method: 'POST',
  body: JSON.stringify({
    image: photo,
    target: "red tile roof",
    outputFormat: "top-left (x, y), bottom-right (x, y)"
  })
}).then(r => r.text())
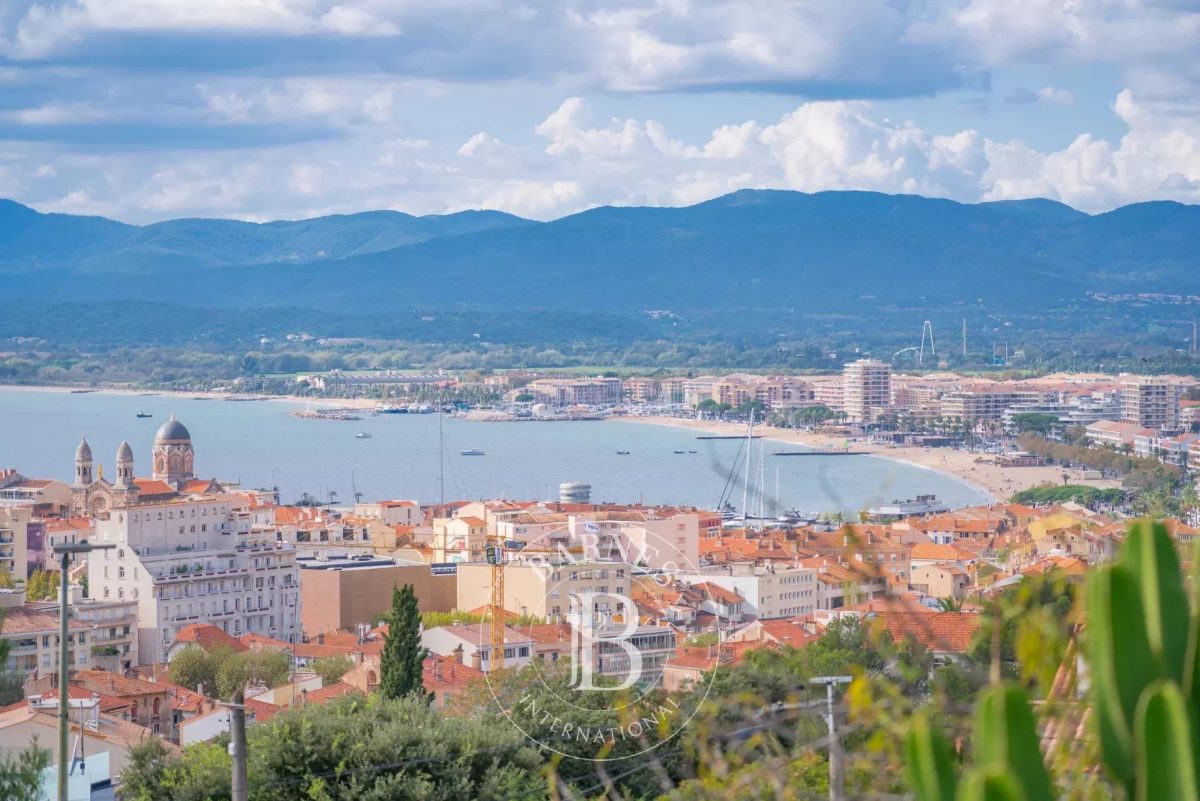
top-left (73, 670), bottom-right (167, 699)
top-left (174, 623), bottom-right (248, 654)
top-left (867, 611), bottom-right (981, 654)
top-left (303, 682), bottom-right (361, 705)
top-left (133, 478), bottom-right (177, 496)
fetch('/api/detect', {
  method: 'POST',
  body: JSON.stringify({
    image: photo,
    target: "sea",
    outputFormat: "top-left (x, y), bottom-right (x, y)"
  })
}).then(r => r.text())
top-left (0, 390), bottom-right (990, 515)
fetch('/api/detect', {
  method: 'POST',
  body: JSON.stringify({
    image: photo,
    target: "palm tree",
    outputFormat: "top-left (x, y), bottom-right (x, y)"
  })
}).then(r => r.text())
top-left (936, 596), bottom-right (964, 613)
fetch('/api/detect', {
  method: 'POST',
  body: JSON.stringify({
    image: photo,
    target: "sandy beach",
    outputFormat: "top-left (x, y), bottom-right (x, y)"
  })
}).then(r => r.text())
top-left (617, 415), bottom-right (1121, 501)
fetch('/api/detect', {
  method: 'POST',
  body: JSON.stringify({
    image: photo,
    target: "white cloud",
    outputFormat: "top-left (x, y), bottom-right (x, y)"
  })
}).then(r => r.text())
top-left (2, 101), bottom-right (107, 124)
top-left (6, 89), bottom-right (1200, 224)
top-left (1037, 86), bottom-right (1076, 105)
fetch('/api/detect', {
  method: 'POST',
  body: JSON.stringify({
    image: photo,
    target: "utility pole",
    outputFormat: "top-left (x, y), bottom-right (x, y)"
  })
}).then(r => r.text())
top-left (52, 542), bottom-right (113, 801)
top-left (811, 675), bottom-right (852, 801)
top-left (228, 688), bottom-right (248, 801)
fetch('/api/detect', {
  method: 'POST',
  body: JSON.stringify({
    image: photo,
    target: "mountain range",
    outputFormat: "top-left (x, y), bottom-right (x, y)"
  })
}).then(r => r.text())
top-left (2, 190), bottom-right (1198, 319)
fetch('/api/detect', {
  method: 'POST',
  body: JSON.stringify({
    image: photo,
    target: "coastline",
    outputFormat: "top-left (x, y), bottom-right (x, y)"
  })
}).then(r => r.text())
top-left (615, 415), bottom-right (1121, 502)
top-left (0, 384), bottom-right (381, 410)
top-left (0, 384), bottom-right (1121, 502)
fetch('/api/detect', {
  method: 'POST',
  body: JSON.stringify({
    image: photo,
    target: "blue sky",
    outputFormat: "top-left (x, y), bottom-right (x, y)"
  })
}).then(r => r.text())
top-left (0, 0), bottom-right (1198, 222)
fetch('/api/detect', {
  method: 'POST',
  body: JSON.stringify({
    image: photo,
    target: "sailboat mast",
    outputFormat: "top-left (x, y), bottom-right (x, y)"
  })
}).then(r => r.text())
top-left (741, 410), bottom-right (753, 527)
top-left (438, 387), bottom-right (445, 506)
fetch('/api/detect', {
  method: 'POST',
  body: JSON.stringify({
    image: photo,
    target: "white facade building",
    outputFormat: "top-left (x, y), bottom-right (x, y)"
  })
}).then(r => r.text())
top-left (87, 495), bottom-right (299, 665)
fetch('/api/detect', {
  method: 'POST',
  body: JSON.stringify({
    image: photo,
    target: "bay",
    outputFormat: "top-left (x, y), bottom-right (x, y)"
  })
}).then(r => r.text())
top-left (0, 389), bottom-right (990, 514)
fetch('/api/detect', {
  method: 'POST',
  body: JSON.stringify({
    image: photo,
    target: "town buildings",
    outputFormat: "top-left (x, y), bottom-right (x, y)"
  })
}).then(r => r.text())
top-left (1120, 375), bottom-right (1182, 430)
top-left (297, 555), bottom-right (456, 636)
top-left (842, 359), bottom-right (891, 423)
top-left (81, 416), bottom-right (301, 663)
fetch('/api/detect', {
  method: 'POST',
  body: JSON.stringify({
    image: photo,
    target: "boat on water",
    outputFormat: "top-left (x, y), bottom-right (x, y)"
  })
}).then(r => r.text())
top-left (136, 412), bottom-right (153, 418)
top-left (688, 450), bottom-right (697, 454)
top-left (460, 449), bottom-right (486, 456)
top-left (356, 432), bottom-right (372, 439)
top-left (616, 450), bottom-right (631, 455)
top-left (673, 450), bottom-right (686, 454)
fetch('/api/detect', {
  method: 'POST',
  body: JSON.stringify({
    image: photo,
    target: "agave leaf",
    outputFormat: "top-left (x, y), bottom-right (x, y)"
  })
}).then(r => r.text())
top-left (904, 713), bottom-right (958, 801)
top-left (1134, 681), bottom-right (1200, 801)
top-left (1086, 564), bottom-right (1155, 787)
top-left (973, 685), bottom-right (1053, 801)
top-left (956, 768), bottom-right (1028, 801)
top-left (1123, 520), bottom-right (1189, 684)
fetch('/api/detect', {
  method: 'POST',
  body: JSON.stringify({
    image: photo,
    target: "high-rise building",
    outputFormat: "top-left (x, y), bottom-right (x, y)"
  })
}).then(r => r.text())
top-left (1120, 376), bottom-right (1182, 430)
top-left (842, 359), bottom-right (892, 423)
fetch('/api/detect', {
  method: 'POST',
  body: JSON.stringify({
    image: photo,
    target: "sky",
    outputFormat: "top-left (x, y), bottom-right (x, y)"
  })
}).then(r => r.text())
top-left (1, 0), bottom-right (1199, 223)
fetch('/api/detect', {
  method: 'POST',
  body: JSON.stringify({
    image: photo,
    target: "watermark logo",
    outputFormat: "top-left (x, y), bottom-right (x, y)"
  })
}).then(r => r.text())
top-left (479, 520), bottom-right (726, 761)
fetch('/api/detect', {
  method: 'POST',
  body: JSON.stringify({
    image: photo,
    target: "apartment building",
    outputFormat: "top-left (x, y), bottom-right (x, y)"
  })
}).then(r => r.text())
top-left (495, 510), bottom-right (701, 570)
top-left (0, 469), bottom-right (71, 513)
top-left (422, 624), bottom-right (534, 673)
top-left (812, 378), bottom-right (845, 412)
top-left (710, 374), bottom-right (815, 410)
top-left (0, 506), bottom-right (30, 581)
top-left (938, 386), bottom-right (1054, 422)
top-left (523, 377), bottom-right (623, 407)
top-left (842, 360), bottom-right (891, 422)
top-left (622, 377), bottom-right (661, 404)
top-left (456, 559), bottom-right (633, 623)
top-left (676, 564), bottom-right (818, 619)
top-left (1121, 375), bottom-right (1182, 430)
top-left (87, 494), bottom-right (300, 664)
top-left (0, 590), bottom-right (91, 681)
top-left (352, 500), bottom-right (422, 528)
top-left (72, 597), bottom-right (140, 673)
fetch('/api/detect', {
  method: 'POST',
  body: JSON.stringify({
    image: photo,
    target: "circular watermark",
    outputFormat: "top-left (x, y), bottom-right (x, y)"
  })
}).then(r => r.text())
top-left (478, 518), bottom-right (728, 762)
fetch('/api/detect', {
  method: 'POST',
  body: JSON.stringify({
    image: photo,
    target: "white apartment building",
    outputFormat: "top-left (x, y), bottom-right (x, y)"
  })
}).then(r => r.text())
top-left (677, 564), bottom-right (817, 619)
top-left (87, 494), bottom-right (300, 664)
top-left (842, 360), bottom-right (891, 422)
top-left (1121, 376), bottom-right (1182, 430)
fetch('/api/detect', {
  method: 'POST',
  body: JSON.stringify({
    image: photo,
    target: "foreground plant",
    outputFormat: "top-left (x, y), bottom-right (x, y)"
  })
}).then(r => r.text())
top-left (905, 520), bottom-right (1200, 801)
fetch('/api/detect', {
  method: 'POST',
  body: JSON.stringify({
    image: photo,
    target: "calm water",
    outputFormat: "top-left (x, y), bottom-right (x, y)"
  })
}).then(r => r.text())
top-left (0, 390), bottom-right (989, 514)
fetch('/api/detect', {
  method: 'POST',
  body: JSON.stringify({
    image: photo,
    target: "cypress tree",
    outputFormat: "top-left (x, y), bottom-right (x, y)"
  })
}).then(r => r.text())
top-left (379, 584), bottom-right (430, 701)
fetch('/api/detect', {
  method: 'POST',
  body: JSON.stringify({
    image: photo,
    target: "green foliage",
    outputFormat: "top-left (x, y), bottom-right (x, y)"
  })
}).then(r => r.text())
top-left (0, 738), bottom-right (50, 801)
top-left (310, 655), bottom-right (354, 687)
top-left (120, 695), bottom-right (544, 801)
top-left (1011, 484), bottom-right (1125, 507)
top-left (0, 566), bottom-right (14, 590)
top-left (908, 521), bottom-right (1200, 801)
top-left (1009, 412), bottom-right (1062, 437)
top-left (380, 584), bottom-right (429, 702)
top-left (216, 651), bottom-right (290, 701)
top-left (169, 645), bottom-right (225, 698)
top-left (24, 569), bottom-right (57, 601)
top-left (418, 610), bottom-right (544, 628)
top-left (904, 714), bottom-right (957, 801)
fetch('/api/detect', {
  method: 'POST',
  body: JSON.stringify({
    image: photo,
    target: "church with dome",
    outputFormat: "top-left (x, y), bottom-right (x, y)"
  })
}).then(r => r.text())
top-left (70, 413), bottom-right (227, 517)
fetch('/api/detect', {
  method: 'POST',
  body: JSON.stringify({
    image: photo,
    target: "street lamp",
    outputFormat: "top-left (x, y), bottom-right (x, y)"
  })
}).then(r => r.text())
top-left (810, 675), bottom-right (853, 801)
top-left (52, 542), bottom-right (114, 801)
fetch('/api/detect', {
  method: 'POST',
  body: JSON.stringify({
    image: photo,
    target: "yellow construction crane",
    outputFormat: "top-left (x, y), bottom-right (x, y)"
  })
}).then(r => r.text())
top-left (487, 533), bottom-right (505, 671)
